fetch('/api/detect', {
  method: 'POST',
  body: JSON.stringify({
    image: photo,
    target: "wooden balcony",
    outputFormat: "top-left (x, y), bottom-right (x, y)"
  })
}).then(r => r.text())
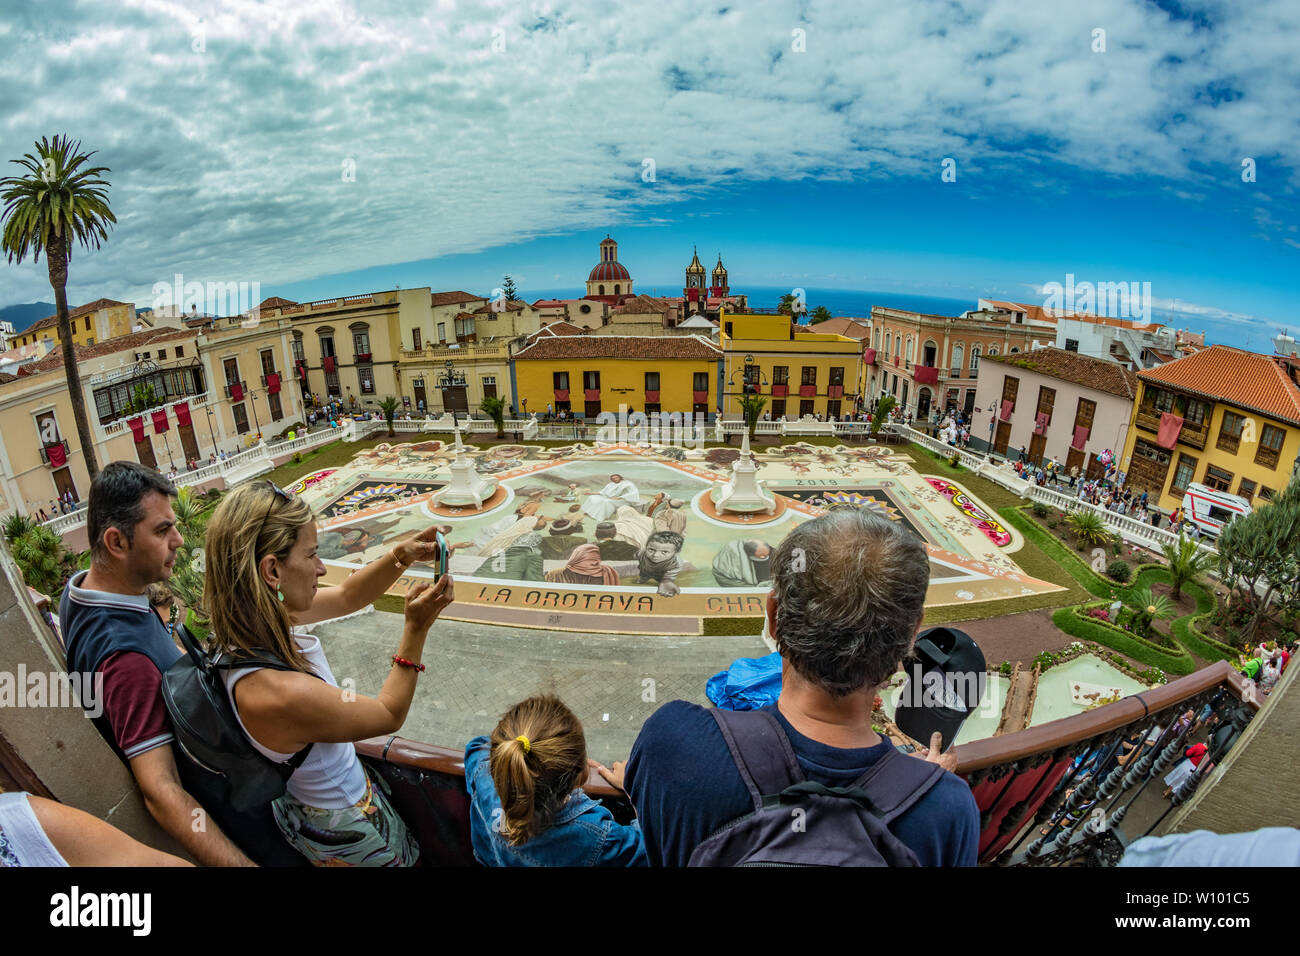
top-left (1134, 408), bottom-right (1208, 449)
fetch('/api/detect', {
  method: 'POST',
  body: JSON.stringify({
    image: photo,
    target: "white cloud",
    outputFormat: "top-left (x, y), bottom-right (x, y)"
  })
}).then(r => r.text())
top-left (1, 0), bottom-right (1297, 305)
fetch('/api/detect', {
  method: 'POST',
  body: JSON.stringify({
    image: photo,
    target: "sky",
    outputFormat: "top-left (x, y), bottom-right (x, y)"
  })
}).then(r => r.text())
top-left (1, 0), bottom-right (1297, 341)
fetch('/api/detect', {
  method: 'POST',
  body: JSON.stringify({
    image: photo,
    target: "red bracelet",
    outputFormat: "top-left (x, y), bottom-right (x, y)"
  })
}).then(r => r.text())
top-left (392, 655), bottom-right (426, 672)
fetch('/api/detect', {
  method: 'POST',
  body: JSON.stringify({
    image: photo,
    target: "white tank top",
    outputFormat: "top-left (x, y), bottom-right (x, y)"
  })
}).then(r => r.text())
top-left (221, 633), bottom-right (367, 810)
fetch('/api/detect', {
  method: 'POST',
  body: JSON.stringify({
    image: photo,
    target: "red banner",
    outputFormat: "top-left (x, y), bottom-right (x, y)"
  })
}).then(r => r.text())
top-left (771, 384), bottom-right (788, 398)
top-left (644, 390), bottom-right (660, 403)
top-left (913, 366), bottom-right (939, 386)
top-left (828, 385), bottom-right (844, 398)
top-left (862, 348), bottom-right (876, 365)
top-left (1034, 412), bottom-right (1049, 435)
top-left (297, 361), bottom-right (308, 382)
top-left (1157, 412), bottom-right (1183, 449)
top-left (584, 389), bottom-right (600, 401)
top-left (174, 402), bottom-right (192, 427)
top-left (152, 409), bottom-right (169, 433)
top-left (1000, 399), bottom-right (1014, 422)
top-left (267, 373), bottom-right (281, 394)
top-left (1071, 425), bottom-right (1089, 450)
top-left (129, 417), bottom-right (145, 442)
top-left (46, 444), bottom-right (66, 468)
top-left (693, 390), bottom-right (708, 403)
top-left (322, 356), bottom-right (336, 373)
top-left (799, 384), bottom-right (816, 397)
top-left (230, 382), bottom-right (244, 402)
top-left (553, 389), bottom-right (569, 402)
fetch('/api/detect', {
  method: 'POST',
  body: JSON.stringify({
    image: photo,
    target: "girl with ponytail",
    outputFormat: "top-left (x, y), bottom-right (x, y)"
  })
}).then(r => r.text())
top-left (465, 695), bottom-right (646, 866)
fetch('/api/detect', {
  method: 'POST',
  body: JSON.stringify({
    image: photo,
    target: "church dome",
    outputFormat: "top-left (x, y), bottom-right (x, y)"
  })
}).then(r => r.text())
top-left (588, 260), bottom-right (631, 282)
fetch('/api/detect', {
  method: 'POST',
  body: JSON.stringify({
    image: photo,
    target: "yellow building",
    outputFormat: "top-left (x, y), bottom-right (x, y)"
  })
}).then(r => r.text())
top-left (1119, 345), bottom-right (1300, 512)
top-left (718, 309), bottom-right (862, 419)
top-left (9, 298), bottom-right (137, 350)
top-left (511, 334), bottom-right (721, 419)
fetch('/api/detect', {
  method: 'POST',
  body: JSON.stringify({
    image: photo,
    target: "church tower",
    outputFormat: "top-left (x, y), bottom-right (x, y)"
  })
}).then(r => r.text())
top-left (684, 246), bottom-right (707, 314)
top-left (710, 253), bottom-right (729, 298)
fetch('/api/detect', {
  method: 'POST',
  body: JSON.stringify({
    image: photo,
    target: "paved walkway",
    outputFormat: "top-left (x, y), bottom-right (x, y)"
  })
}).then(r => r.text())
top-left (312, 611), bottom-right (769, 764)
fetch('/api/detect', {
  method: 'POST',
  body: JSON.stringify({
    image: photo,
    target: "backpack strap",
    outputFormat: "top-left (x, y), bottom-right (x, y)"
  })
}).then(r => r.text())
top-left (709, 708), bottom-right (804, 812)
top-left (847, 747), bottom-right (946, 824)
top-left (209, 644), bottom-right (316, 769)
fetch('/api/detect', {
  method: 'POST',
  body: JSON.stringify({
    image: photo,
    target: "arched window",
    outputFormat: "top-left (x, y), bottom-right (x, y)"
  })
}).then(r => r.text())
top-left (951, 344), bottom-right (964, 372)
top-left (905, 338), bottom-right (914, 363)
top-left (598, 284), bottom-right (605, 295)
top-left (988, 344), bottom-right (999, 356)
top-left (923, 339), bottom-right (938, 366)
top-left (614, 284), bottom-right (620, 295)
top-left (873, 327), bottom-right (881, 349)
top-left (970, 345), bottom-right (981, 371)
top-left (1010, 346), bottom-right (1019, 353)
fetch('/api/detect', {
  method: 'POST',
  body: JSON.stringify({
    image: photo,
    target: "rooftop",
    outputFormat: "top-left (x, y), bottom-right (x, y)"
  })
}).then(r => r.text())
top-left (985, 347), bottom-right (1139, 399)
top-left (1137, 344), bottom-right (1300, 425)
top-left (24, 297), bottom-right (132, 334)
top-left (431, 290), bottom-right (484, 306)
top-left (805, 318), bottom-right (871, 340)
top-left (23, 327), bottom-right (193, 375)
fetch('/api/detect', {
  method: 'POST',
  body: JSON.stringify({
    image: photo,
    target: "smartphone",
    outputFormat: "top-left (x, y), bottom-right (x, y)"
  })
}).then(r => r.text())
top-left (896, 743), bottom-right (917, 754)
top-left (434, 530), bottom-right (449, 580)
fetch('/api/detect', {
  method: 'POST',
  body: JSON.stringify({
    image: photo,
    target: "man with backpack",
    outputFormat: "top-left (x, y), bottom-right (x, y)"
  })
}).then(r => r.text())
top-left (60, 462), bottom-right (256, 866)
top-left (612, 508), bottom-right (980, 866)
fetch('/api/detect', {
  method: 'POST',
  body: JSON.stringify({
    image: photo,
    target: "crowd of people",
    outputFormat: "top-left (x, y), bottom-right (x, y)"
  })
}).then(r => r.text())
top-left (17, 468), bottom-right (977, 868)
top-left (28, 489), bottom-right (81, 522)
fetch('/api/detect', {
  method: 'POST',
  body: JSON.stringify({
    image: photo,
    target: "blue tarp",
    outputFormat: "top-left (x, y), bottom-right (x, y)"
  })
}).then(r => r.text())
top-left (706, 652), bottom-right (783, 711)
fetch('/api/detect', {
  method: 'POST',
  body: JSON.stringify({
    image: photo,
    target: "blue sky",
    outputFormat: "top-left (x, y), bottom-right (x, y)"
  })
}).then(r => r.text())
top-left (2, 0), bottom-right (1297, 339)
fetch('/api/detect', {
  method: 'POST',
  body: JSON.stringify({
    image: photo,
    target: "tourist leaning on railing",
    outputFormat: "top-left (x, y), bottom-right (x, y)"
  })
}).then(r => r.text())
top-left (464, 694), bottom-right (647, 867)
top-left (202, 481), bottom-right (455, 866)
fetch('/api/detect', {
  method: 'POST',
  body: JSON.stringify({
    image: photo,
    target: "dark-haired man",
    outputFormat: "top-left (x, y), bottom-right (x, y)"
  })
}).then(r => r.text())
top-left (61, 462), bottom-right (255, 866)
top-left (613, 509), bottom-right (980, 866)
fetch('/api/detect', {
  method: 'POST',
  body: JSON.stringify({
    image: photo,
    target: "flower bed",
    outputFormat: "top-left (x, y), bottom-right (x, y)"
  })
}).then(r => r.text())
top-left (1032, 639), bottom-right (1167, 685)
top-left (1052, 604), bottom-right (1194, 676)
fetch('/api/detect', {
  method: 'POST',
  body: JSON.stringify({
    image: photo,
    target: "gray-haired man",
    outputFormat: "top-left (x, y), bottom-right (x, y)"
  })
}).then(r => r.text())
top-left (612, 508), bottom-right (980, 866)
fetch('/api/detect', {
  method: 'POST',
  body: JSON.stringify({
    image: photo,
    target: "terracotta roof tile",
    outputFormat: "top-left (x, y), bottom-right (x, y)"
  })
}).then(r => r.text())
top-left (514, 335), bottom-right (721, 361)
top-left (25, 297), bottom-right (131, 333)
top-left (1137, 344), bottom-right (1300, 426)
top-left (613, 294), bottom-right (671, 314)
top-left (471, 301), bottom-right (525, 314)
top-left (985, 348), bottom-right (1139, 399)
top-left (26, 327), bottom-right (194, 374)
top-left (806, 318), bottom-right (871, 340)
top-left (431, 291), bottom-right (484, 306)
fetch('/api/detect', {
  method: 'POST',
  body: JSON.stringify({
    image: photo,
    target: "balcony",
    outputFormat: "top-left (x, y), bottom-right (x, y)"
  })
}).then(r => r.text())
top-left (1255, 444), bottom-right (1281, 470)
top-left (224, 380), bottom-right (248, 400)
top-left (39, 440), bottom-right (70, 466)
top-left (950, 368), bottom-right (961, 379)
top-left (1134, 408), bottom-right (1208, 449)
top-left (913, 365), bottom-right (940, 386)
top-left (260, 371), bottom-right (281, 387)
top-left (355, 352), bottom-right (372, 363)
top-left (771, 384), bottom-right (788, 397)
top-left (342, 659), bottom-right (1261, 868)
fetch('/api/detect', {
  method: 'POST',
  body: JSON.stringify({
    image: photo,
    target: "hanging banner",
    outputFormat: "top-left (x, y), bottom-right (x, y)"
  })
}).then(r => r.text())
top-left (174, 401), bottom-right (192, 428)
top-left (322, 356), bottom-right (336, 373)
top-left (230, 382), bottom-right (244, 402)
top-left (46, 444), bottom-right (67, 468)
top-left (1071, 425), bottom-right (1089, 450)
top-left (129, 417), bottom-right (145, 442)
top-left (266, 373), bottom-right (281, 394)
top-left (1157, 412), bottom-right (1183, 449)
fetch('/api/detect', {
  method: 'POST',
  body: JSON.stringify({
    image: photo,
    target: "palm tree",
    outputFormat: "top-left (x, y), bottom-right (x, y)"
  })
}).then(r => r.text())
top-left (811, 305), bottom-right (832, 323)
top-left (1129, 585), bottom-right (1175, 638)
top-left (1161, 533), bottom-right (1213, 603)
top-left (739, 393), bottom-right (767, 441)
top-left (3, 512), bottom-right (35, 543)
top-left (870, 395), bottom-right (896, 436)
top-left (480, 395), bottom-right (506, 438)
top-left (379, 396), bottom-right (400, 437)
top-left (2, 135), bottom-right (117, 481)
top-left (1066, 509), bottom-right (1112, 549)
top-left (10, 524), bottom-right (66, 598)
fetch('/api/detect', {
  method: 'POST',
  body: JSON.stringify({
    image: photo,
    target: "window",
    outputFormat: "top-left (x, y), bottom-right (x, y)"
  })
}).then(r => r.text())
top-left (801, 366), bottom-right (817, 386)
top-left (482, 376), bottom-right (497, 398)
top-left (1256, 424), bottom-right (1285, 469)
top-left (142, 352), bottom-right (151, 360)
top-left (1204, 465), bottom-right (1233, 492)
top-left (176, 345), bottom-right (184, 357)
top-left (358, 366), bottom-right (374, 394)
top-left (1183, 399), bottom-right (1209, 426)
top-left (693, 372), bottom-right (709, 393)
top-left (1036, 386), bottom-right (1055, 424)
top-left (951, 344), bottom-right (963, 375)
top-left (260, 349), bottom-right (275, 377)
top-left (158, 348), bottom-right (167, 360)
top-left (455, 316), bottom-right (476, 341)
top-left (1238, 478), bottom-right (1257, 500)
top-left (743, 364), bottom-right (761, 386)
top-left (1170, 453), bottom-right (1198, 495)
top-left (222, 357), bottom-right (240, 386)
top-left (1001, 375), bottom-right (1019, 410)
top-left (873, 328), bottom-right (881, 349)
top-left (319, 334), bottom-right (335, 359)
top-left (84, 316), bottom-right (91, 331)
top-left (1259, 486), bottom-right (1276, 501)
top-left (829, 367), bottom-right (844, 386)
top-left (1217, 411), bottom-right (1246, 453)
top-left (772, 366), bottom-right (789, 386)
top-left (970, 345), bottom-right (981, 371)
top-left (352, 328), bottom-right (371, 356)
top-left (905, 339), bottom-right (913, 363)
top-left (437, 322), bottom-right (446, 343)
top-left (291, 334), bottom-right (304, 363)
top-left (553, 371), bottom-right (569, 391)
top-left (988, 345), bottom-right (998, 356)
top-left (412, 328), bottom-right (422, 350)
top-left (233, 403), bottom-right (250, 434)
top-left (583, 370), bottom-right (600, 391)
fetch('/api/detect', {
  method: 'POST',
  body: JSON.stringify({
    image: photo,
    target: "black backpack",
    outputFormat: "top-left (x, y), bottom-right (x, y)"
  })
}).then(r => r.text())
top-left (688, 709), bottom-right (945, 867)
top-left (161, 623), bottom-right (313, 813)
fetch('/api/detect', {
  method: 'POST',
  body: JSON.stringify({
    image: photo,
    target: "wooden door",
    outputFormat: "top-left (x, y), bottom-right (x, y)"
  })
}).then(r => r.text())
top-left (413, 380), bottom-right (427, 411)
top-left (1028, 433), bottom-right (1047, 466)
top-left (443, 386), bottom-right (469, 414)
top-left (52, 467), bottom-right (78, 501)
top-left (179, 423), bottom-right (200, 462)
top-left (1066, 446), bottom-right (1085, 474)
top-left (135, 438), bottom-right (158, 469)
top-left (994, 420), bottom-right (1012, 455)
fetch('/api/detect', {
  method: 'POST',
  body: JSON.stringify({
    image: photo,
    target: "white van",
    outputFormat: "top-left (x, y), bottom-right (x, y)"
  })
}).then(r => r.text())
top-left (1179, 482), bottom-right (1252, 538)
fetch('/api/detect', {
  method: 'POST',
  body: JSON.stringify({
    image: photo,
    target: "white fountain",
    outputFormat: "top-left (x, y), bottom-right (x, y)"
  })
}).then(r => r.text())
top-left (430, 424), bottom-right (498, 510)
top-left (710, 427), bottom-right (777, 515)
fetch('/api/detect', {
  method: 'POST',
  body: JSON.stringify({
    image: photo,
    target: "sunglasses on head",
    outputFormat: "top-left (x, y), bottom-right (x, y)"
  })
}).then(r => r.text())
top-left (256, 481), bottom-right (294, 542)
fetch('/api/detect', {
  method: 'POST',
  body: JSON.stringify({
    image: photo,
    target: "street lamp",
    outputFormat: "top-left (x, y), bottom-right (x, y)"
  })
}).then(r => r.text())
top-left (443, 358), bottom-right (460, 427)
top-left (250, 389), bottom-right (263, 440)
top-left (204, 405), bottom-right (217, 457)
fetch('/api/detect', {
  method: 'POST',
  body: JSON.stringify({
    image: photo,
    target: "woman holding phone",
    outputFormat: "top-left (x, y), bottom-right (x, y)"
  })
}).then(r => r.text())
top-left (202, 481), bottom-right (454, 866)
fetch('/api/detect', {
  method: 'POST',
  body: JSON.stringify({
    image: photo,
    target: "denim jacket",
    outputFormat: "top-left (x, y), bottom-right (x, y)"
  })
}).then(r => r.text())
top-left (464, 736), bottom-right (647, 867)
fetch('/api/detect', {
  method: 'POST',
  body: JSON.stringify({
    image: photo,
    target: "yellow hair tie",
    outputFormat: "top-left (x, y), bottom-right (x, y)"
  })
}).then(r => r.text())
top-left (516, 735), bottom-right (531, 754)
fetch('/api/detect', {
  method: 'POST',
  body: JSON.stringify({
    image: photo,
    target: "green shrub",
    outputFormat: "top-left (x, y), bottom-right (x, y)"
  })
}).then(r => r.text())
top-left (1031, 501), bottom-right (1050, 518)
top-left (1107, 559), bottom-right (1131, 582)
top-left (1052, 605), bottom-right (1194, 675)
top-left (999, 660), bottom-right (1014, 675)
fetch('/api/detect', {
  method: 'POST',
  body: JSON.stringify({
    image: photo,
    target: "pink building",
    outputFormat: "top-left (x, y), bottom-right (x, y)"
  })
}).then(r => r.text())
top-left (972, 347), bottom-right (1138, 478)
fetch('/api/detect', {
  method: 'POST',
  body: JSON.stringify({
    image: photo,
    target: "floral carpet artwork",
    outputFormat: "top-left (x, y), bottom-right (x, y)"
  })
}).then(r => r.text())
top-left (300, 441), bottom-right (1062, 631)
top-left (925, 477), bottom-right (1013, 547)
